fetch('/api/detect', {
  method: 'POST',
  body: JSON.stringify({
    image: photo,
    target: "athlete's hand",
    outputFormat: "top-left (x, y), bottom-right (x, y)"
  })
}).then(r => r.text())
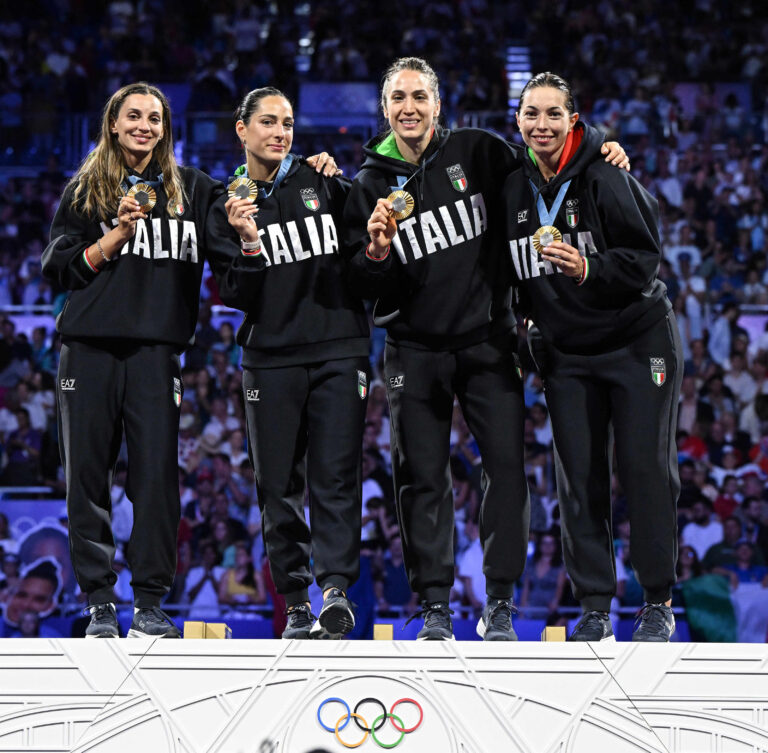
top-left (366, 198), bottom-right (397, 258)
top-left (306, 152), bottom-right (342, 177)
top-left (225, 195), bottom-right (260, 242)
top-left (602, 141), bottom-right (630, 171)
top-left (540, 241), bottom-right (584, 278)
top-left (117, 196), bottom-right (145, 239)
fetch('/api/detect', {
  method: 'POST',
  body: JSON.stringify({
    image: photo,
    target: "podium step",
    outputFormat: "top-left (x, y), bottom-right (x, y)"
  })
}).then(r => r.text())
top-left (0, 639), bottom-right (767, 752)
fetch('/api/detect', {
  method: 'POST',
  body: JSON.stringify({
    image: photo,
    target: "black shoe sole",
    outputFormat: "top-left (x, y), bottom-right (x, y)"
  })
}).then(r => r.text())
top-left (316, 602), bottom-right (355, 636)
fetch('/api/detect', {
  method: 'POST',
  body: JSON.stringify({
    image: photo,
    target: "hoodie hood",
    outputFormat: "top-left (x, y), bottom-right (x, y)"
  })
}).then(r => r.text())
top-left (360, 126), bottom-right (452, 198)
top-left (523, 122), bottom-right (605, 197)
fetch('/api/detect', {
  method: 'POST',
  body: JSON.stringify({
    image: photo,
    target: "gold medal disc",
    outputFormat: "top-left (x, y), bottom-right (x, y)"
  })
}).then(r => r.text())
top-left (532, 225), bottom-right (562, 253)
top-left (126, 183), bottom-right (157, 213)
top-left (227, 177), bottom-right (259, 202)
top-left (386, 190), bottom-right (415, 221)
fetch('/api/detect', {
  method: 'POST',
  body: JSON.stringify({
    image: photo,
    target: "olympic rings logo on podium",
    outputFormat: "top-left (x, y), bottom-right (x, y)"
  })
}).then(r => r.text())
top-left (317, 697), bottom-right (423, 748)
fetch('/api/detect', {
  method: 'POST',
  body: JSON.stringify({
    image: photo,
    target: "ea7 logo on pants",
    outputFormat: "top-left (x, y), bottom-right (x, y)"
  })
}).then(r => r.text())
top-left (246, 389), bottom-right (260, 402)
top-left (60, 378), bottom-right (76, 392)
top-left (388, 374), bottom-right (405, 391)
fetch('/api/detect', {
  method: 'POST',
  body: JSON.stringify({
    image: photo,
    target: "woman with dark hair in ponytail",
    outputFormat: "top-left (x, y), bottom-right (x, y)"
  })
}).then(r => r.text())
top-left (504, 72), bottom-right (682, 642)
top-left (42, 82), bottom-right (258, 639)
top-left (211, 87), bottom-right (370, 639)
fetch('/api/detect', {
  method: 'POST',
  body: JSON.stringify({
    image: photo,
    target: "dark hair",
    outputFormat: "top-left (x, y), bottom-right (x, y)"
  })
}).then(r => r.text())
top-left (21, 558), bottom-right (62, 603)
top-left (519, 72), bottom-right (575, 115)
top-left (237, 87), bottom-right (292, 125)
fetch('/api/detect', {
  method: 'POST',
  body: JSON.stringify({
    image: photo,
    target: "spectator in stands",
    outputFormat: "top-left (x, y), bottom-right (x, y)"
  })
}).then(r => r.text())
top-left (519, 531), bottom-right (567, 618)
top-left (1, 408), bottom-right (42, 485)
top-left (682, 498), bottom-right (725, 560)
top-left (720, 542), bottom-right (768, 588)
top-left (374, 534), bottom-right (417, 616)
top-left (217, 543), bottom-right (266, 612)
top-left (183, 542), bottom-right (225, 621)
top-left (702, 516), bottom-right (755, 572)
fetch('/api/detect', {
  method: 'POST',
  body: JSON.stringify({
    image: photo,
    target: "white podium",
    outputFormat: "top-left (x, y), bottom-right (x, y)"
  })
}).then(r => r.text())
top-left (1, 639), bottom-right (767, 752)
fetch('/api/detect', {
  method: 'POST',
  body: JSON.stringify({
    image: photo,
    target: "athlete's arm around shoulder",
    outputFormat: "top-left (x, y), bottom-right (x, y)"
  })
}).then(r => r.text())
top-left (581, 159), bottom-right (662, 293)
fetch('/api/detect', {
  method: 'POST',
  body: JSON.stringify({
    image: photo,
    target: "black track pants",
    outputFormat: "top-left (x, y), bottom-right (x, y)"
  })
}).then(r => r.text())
top-left (242, 357), bottom-right (368, 606)
top-left (385, 336), bottom-right (530, 604)
top-left (58, 340), bottom-right (182, 608)
top-left (542, 314), bottom-right (683, 612)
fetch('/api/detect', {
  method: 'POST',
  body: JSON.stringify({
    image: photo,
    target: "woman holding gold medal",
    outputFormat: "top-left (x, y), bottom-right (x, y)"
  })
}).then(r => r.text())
top-left (344, 58), bottom-right (629, 641)
top-left (42, 82), bottom-right (262, 639)
top-left (503, 73), bottom-right (682, 642)
top-left (213, 87), bottom-right (369, 640)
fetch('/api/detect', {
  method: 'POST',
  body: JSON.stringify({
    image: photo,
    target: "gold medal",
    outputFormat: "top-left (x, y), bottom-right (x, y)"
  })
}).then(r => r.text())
top-left (126, 183), bottom-right (157, 213)
top-left (227, 177), bottom-right (258, 202)
top-left (386, 190), bottom-right (415, 221)
top-left (531, 225), bottom-right (562, 254)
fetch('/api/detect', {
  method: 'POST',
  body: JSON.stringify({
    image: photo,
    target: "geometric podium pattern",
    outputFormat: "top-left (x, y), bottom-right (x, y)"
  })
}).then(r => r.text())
top-left (0, 639), bottom-right (767, 752)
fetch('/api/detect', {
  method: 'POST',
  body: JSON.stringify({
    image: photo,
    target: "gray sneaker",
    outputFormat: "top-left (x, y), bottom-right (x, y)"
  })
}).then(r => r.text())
top-left (85, 603), bottom-right (119, 639)
top-left (632, 603), bottom-right (675, 642)
top-left (282, 604), bottom-right (316, 639)
top-left (127, 607), bottom-right (181, 638)
top-left (477, 598), bottom-right (518, 641)
top-left (414, 601), bottom-right (454, 640)
top-left (568, 610), bottom-right (615, 642)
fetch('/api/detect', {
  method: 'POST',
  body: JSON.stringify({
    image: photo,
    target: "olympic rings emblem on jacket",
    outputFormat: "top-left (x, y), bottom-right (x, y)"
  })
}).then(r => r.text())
top-left (317, 697), bottom-right (423, 748)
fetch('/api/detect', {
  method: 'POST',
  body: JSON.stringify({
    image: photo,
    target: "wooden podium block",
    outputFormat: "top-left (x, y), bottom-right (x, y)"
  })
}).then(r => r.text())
top-left (541, 626), bottom-right (566, 642)
top-left (205, 623), bottom-right (232, 639)
top-left (373, 624), bottom-right (394, 640)
top-left (183, 621), bottom-right (206, 639)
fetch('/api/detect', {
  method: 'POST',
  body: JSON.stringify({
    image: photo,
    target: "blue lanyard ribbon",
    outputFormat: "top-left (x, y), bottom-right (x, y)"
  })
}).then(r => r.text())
top-left (121, 172), bottom-right (164, 193)
top-left (236, 154), bottom-right (295, 200)
top-left (529, 178), bottom-right (571, 226)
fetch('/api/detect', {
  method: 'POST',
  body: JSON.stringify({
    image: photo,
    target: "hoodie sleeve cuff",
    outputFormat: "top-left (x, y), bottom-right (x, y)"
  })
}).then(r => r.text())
top-left (366, 242), bottom-right (390, 262)
top-left (82, 247), bottom-right (99, 274)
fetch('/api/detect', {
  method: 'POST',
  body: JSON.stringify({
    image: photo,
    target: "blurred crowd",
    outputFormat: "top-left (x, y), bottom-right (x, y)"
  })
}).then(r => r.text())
top-left (1, 0), bottom-right (768, 640)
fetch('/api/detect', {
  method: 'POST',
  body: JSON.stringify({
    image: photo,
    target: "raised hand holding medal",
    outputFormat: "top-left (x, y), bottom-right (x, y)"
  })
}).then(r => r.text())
top-left (528, 177), bottom-right (584, 278)
top-left (225, 176), bottom-right (261, 241)
top-left (365, 190), bottom-right (415, 259)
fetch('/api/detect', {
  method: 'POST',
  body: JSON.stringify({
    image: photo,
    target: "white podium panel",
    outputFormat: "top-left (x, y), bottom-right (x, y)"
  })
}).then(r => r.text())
top-left (0, 639), bottom-right (767, 753)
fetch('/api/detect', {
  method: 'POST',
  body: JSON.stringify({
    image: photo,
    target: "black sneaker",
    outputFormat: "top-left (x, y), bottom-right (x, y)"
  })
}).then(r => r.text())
top-left (85, 603), bottom-right (119, 639)
top-left (127, 607), bottom-right (181, 638)
top-left (568, 610), bottom-right (615, 642)
top-left (310, 588), bottom-right (355, 639)
top-left (413, 601), bottom-right (454, 640)
top-left (282, 604), bottom-right (316, 639)
top-left (632, 603), bottom-right (675, 642)
top-left (477, 598), bottom-right (518, 641)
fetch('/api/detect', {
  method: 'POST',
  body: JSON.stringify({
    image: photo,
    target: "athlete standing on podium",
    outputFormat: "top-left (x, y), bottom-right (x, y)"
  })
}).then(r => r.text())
top-left (42, 82), bottom-right (257, 639)
top-left (214, 87), bottom-right (369, 639)
top-left (503, 73), bottom-right (682, 642)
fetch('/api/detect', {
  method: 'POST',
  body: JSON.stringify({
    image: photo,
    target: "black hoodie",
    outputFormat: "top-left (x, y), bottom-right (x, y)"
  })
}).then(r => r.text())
top-left (503, 122), bottom-right (670, 355)
top-left (208, 157), bottom-right (369, 368)
top-left (42, 164), bottom-right (258, 349)
top-left (343, 127), bottom-right (523, 349)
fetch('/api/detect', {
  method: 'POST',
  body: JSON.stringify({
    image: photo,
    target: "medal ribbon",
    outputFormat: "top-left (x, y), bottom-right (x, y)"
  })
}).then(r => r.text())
top-left (121, 173), bottom-right (164, 193)
top-left (234, 154), bottom-right (295, 200)
top-left (529, 178), bottom-right (571, 227)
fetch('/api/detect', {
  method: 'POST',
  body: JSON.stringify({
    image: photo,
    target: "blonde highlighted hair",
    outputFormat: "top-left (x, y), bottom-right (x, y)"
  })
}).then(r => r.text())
top-left (67, 82), bottom-right (185, 220)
